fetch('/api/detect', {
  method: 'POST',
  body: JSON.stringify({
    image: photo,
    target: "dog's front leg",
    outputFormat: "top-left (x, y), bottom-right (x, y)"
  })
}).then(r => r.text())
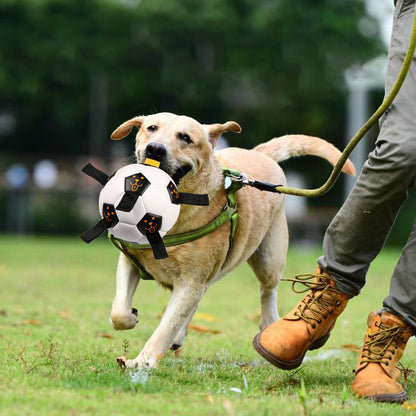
top-left (126, 283), bottom-right (207, 369)
top-left (110, 253), bottom-right (140, 330)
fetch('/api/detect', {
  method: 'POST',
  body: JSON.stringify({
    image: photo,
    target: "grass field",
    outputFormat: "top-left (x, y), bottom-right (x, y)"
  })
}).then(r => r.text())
top-left (0, 236), bottom-right (415, 415)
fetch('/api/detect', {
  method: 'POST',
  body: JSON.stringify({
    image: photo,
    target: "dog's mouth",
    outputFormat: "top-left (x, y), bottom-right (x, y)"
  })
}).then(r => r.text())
top-left (136, 149), bottom-right (192, 185)
top-left (170, 165), bottom-right (192, 185)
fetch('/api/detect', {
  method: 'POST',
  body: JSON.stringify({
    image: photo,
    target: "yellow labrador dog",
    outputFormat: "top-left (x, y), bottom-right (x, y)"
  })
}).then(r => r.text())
top-left (109, 112), bottom-right (355, 369)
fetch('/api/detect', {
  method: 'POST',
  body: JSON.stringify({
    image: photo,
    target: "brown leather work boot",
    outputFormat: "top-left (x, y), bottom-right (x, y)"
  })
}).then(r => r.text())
top-left (253, 268), bottom-right (350, 370)
top-left (351, 310), bottom-right (415, 403)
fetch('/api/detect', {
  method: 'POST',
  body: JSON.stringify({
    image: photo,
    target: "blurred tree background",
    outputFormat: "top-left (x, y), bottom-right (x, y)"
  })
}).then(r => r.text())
top-left (0, 0), bottom-right (382, 155)
top-left (6, 0), bottom-right (409, 242)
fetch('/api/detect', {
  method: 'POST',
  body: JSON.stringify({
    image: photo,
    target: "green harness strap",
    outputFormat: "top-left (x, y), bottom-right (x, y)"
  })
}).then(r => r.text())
top-left (108, 168), bottom-right (245, 280)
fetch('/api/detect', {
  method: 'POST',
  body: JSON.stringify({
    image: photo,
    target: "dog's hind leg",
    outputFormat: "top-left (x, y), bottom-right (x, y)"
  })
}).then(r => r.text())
top-left (171, 304), bottom-right (198, 351)
top-left (248, 208), bottom-right (288, 330)
top-left (110, 253), bottom-right (140, 330)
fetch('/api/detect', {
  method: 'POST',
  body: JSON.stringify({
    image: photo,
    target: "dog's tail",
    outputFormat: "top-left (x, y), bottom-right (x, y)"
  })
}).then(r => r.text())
top-left (253, 134), bottom-right (356, 175)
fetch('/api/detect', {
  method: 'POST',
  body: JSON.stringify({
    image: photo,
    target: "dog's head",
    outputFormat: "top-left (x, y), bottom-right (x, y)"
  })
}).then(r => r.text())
top-left (111, 112), bottom-right (241, 184)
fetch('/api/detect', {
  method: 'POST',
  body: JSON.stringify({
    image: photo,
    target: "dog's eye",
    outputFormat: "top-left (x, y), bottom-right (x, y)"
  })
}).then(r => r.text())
top-left (147, 125), bottom-right (158, 132)
top-left (177, 132), bottom-right (193, 144)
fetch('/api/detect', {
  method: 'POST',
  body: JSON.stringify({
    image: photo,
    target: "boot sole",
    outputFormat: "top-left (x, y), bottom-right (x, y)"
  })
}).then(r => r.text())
top-left (253, 331), bottom-right (331, 370)
top-left (365, 390), bottom-right (409, 403)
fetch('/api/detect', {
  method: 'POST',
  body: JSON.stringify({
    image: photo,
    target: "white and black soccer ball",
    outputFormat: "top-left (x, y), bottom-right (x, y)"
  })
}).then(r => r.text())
top-left (99, 163), bottom-right (180, 244)
top-left (81, 161), bottom-right (209, 259)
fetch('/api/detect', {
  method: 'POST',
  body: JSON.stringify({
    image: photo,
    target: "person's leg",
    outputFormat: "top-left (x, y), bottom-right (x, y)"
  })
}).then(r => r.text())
top-left (253, 0), bottom-right (416, 373)
top-left (351, 310), bottom-right (414, 403)
top-left (383, 220), bottom-right (416, 328)
top-left (353, 209), bottom-right (416, 403)
top-left (349, 1), bottom-right (416, 402)
top-left (319, 0), bottom-right (416, 296)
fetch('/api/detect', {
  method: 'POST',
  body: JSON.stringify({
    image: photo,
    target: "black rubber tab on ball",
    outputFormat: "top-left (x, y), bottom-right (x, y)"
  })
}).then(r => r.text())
top-left (178, 193), bottom-right (209, 206)
top-left (81, 163), bottom-right (110, 185)
top-left (167, 181), bottom-right (180, 205)
top-left (102, 204), bottom-right (119, 227)
top-left (146, 231), bottom-right (168, 259)
top-left (81, 203), bottom-right (119, 243)
top-left (116, 192), bottom-right (139, 212)
top-left (137, 213), bottom-right (168, 260)
top-left (80, 219), bottom-right (108, 243)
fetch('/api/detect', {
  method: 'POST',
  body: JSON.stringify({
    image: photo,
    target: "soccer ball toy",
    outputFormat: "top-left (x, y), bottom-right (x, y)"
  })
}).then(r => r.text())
top-left (80, 160), bottom-right (209, 259)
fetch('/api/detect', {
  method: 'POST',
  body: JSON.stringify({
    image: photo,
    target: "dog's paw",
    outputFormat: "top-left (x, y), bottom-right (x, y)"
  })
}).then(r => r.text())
top-left (110, 308), bottom-right (139, 330)
top-left (170, 343), bottom-right (182, 351)
top-left (125, 352), bottom-right (160, 369)
top-left (125, 359), bottom-right (139, 369)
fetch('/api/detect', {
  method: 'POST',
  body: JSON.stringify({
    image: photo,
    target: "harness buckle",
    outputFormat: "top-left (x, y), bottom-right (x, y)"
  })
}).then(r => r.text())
top-left (224, 170), bottom-right (249, 190)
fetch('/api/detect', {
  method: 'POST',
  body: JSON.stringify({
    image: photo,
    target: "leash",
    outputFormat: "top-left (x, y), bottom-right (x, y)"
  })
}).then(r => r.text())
top-left (266, 3), bottom-right (416, 198)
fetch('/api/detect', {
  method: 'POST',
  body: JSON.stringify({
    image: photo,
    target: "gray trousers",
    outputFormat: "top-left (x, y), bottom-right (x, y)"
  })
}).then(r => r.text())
top-left (318, 0), bottom-right (416, 328)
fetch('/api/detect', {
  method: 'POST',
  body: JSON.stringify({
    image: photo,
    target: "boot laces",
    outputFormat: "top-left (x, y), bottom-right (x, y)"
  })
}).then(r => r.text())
top-left (360, 322), bottom-right (408, 366)
top-left (282, 273), bottom-right (344, 328)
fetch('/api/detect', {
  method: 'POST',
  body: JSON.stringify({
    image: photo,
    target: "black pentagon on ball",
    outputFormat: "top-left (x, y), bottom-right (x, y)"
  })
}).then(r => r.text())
top-left (124, 173), bottom-right (150, 196)
top-left (167, 181), bottom-right (180, 205)
top-left (102, 203), bottom-right (119, 227)
top-left (137, 213), bottom-right (163, 236)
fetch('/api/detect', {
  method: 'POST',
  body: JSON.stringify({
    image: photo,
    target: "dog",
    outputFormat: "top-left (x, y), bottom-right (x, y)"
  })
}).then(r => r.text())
top-left (108, 112), bottom-right (355, 369)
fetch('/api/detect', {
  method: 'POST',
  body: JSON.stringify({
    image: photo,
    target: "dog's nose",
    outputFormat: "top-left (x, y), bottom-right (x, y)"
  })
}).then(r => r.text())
top-left (145, 142), bottom-right (167, 161)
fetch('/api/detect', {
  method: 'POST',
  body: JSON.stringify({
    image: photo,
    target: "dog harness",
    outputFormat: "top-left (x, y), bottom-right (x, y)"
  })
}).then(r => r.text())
top-left (109, 168), bottom-right (249, 280)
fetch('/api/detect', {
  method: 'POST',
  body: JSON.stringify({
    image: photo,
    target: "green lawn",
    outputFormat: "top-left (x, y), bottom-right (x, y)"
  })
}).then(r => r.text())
top-left (0, 236), bottom-right (415, 415)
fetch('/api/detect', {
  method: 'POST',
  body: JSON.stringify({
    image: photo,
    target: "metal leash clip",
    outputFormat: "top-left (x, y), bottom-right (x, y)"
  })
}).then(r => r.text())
top-left (224, 170), bottom-right (249, 190)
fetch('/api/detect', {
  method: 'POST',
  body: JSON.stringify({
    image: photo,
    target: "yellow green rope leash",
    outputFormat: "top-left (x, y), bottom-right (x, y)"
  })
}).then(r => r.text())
top-left (275, 3), bottom-right (416, 197)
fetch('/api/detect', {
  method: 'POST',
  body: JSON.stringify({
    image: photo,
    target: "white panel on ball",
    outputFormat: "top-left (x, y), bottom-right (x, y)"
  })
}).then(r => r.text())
top-left (111, 222), bottom-right (145, 244)
top-left (141, 184), bottom-right (173, 216)
top-left (161, 203), bottom-right (181, 232)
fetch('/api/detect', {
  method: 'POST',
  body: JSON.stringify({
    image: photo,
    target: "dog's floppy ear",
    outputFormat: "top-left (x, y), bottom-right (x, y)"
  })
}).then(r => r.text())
top-left (205, 121), bottom-right (242, 147)
top-left (111, 116), bottom-right (145, 140)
